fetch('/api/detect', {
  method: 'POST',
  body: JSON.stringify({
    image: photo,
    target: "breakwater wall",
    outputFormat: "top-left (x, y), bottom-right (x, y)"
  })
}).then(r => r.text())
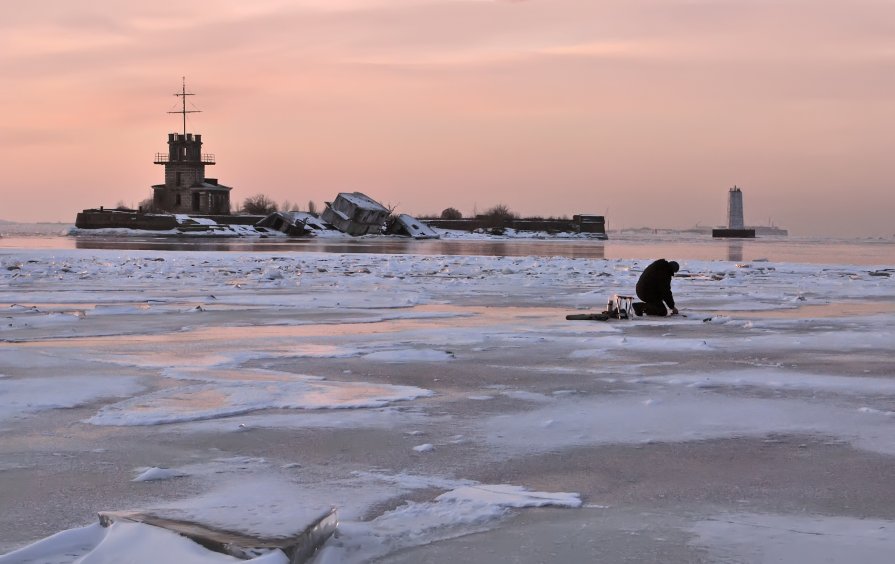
top-left (423, 215), bottom-right (606, 236)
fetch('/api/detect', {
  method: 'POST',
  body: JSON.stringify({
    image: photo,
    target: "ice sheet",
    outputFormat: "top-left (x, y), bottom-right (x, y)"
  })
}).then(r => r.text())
top-left (2, 248), bottom-right (894, 562)
top-left (690, 513), bottom-right (895, 564)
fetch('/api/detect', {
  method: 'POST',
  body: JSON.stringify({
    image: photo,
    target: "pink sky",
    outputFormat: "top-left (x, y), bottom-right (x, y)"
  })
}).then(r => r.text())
top-left (2, 0), bottom-right (894, 236)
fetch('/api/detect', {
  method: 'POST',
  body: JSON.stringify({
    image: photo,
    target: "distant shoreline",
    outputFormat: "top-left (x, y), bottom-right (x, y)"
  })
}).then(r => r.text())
top-left (4, 220), bottom-right (895, 240)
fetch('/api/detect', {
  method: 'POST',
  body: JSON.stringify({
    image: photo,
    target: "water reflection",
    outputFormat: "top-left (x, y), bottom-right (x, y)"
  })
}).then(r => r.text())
top-left (73, 236), bottom-right (607, 259)
top-left (2, 234), bottom-right (890, 265)
top-left (727, 241), bottom-right (744, 262)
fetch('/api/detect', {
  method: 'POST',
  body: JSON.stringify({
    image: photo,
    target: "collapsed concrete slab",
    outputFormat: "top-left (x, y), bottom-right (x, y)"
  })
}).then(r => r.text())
top-left (321, 192), bottom-right (390, 236)
top-left (98, 507), bottom-right (337, 563)
top-left (386, 213), bottom-right (441, 239)
top-left (255, 211), bottom-right (333, 237)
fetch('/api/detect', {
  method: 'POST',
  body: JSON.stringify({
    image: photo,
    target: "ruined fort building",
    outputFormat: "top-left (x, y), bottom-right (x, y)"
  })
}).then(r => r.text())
top-left (152, 79), bottom-right (232, 214)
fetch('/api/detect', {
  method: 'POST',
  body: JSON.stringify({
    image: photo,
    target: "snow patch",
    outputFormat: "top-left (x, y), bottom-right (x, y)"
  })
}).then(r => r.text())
top-left (133, 467), bottom-right (187, 482)
top-left (362, 348), bottom-right (455, 362)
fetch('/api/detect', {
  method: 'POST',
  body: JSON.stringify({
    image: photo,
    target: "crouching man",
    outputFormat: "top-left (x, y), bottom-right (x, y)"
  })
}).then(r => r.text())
top-left (633, 259), bottom-right (680, 317)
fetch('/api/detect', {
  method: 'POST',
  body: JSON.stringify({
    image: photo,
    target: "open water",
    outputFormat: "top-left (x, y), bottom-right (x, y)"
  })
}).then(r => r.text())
top-left (0, 224), bottom-right (893, 266)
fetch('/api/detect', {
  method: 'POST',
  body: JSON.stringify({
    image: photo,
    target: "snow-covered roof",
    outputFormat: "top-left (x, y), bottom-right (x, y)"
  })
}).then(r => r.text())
top-left (337, 192), bottom-right (388, 213)
top-left (192, 182), bottom-right (232, 192)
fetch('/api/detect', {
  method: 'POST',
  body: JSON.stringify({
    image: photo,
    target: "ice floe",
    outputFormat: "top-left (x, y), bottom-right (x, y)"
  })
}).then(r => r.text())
top-left (316, 484), bottom-right (581, 564)
top-left (87, 377), bottom-right (432, 426)
top-left (480, 387), bottom-right (895, 456)
top-left (0, 375), bottom-right (144, 423)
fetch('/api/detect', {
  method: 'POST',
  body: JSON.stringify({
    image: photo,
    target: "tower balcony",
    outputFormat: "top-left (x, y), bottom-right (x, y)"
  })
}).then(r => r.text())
top-left (154, 153), bottom-right (216, 165)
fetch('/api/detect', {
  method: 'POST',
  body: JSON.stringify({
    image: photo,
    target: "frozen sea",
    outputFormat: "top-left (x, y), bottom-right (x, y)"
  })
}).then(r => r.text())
top-left (1, 225), bottom-right (894, 563)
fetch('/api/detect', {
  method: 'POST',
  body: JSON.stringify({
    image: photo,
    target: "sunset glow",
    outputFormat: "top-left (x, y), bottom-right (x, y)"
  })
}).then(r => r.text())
top-left (2, 0), bottom-right (894, 235)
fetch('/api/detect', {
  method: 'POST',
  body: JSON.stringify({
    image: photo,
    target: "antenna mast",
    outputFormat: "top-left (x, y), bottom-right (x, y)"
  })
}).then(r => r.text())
top-left (168, 76), bottom-right (200, 135)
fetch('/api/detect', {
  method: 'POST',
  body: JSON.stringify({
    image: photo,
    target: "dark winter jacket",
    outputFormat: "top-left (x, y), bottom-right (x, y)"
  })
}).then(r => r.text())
top-left (635, 259), bottom-right (676, 308)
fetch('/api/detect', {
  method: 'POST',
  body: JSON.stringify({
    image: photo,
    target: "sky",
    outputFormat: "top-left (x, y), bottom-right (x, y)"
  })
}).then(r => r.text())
top-left (1, 0), bottom-right (894, 236)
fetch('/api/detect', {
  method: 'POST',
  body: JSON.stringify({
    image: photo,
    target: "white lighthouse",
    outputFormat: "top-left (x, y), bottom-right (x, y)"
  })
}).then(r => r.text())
top-left (712, 186), bottom-right (755, 238)
top-left (727, 186), bottom-right (745, 230)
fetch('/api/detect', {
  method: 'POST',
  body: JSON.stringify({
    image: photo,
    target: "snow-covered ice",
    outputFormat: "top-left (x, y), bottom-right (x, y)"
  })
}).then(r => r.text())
top-left (1, 245), bottom-right (894, 562)
top-left (87, 373), bottom-right (432, 426)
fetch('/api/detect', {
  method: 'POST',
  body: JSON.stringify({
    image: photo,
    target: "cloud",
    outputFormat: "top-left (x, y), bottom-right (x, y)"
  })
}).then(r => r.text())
top-left (0, 127), bottom-right (74, 147)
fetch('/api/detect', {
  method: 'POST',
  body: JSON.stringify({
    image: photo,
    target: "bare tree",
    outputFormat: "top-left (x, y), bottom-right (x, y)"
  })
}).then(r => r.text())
top-left (440, 207), bottom-right (462, 220)
top-left (383, 202), bottom-right (400, 227)
top-left (482, 204), bottom-right (516, 220)
top-left (138, 197), bottom-right (161, 213)
top-left (481, 203), bottom-right (516, 229)
top-left (242, 194), bottom-right (278, 215)
top-left (307, 200), bottom-right (317, 215)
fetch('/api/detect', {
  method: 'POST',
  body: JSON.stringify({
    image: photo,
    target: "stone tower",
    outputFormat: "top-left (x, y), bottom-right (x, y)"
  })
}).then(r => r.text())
top-left (151, 80), bottom-right (232, 215)
top-left (727, 186), bottom-right (744, 230)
